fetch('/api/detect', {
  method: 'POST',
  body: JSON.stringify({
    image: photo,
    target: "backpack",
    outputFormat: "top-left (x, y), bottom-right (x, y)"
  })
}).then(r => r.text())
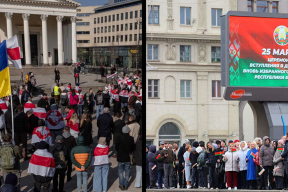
top-left (23, 91), bottom-right (29, 102)
top-left (60, 95), bottom-right (68, 106)
top-left (53, 148), bottom-right (67, 169)
top-left (0, 145), bottom-right (16, 169)
top-left (96, 94), bottom-right (103, 104)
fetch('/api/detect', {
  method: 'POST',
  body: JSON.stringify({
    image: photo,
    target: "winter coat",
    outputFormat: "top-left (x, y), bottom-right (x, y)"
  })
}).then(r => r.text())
top-left (204, 147), bottom-right (220, 167)
top-left (160, 147), bottom-right (175, 164)
top-left (155, 148), bottom-right (164, 171)
top-left (223, 148), bottom-right (239, 172)
top-left (238, 141), bottom-right (249, 171)
top-left (54, 69), bottom-right (60, 81)
top-left (50, 142), bottom-right (69, 170)
top-left (14, 112), bottom-right (28, 133)
top-left (112, 119), bottom-right (125, 144)
top-left (259, 136), bottom-right (275, 166)
top-left (134, 137), bottom-right (142, 166)
top-left (60, 93), bottom-right (69, 106)
top-left (62, 132), bottom-right (77, 162)
top-left (135, 101), bottom-right (142, 116)
top-left (146, 145), bottom-right (149, 173)
top-left (37, 97), bottom-right (49, 110)
top-left (189, 149), bottom-right (199, 166)
top-left (70, 93), bottom-right (79, 106)
top-left (148, 145), bottom-right (158, 182)
top-left (197, 150), bottom-right (207, 168)
top-left (27, 114), bottom-right (39, 134)
top-left (95, 90), bottom-right (104, 105)
top-left (127, 120), bottom-right (140, 143)
top-left (178, 144), bottom-right (186, 165)
top-left (97, 113), bottom-right (113, 142)
top-left (184, 151), bottom-right (191, 167)
top-left (273, 145), bottom-right (285, 177)
top-left (103, 91), bottom-right (110, 108)
top-left (79, 120), bottom-right (93, 146)
top-left (281, 139), bottom-right (288, 161)
top-left (115, 133), bottom-right (134, 162)
top-left (246, 148), bottom-right (258, 180)
top-left (4, 108), bottom-right (12, 130)
top-left (0, 184), bottom-right (17, 192)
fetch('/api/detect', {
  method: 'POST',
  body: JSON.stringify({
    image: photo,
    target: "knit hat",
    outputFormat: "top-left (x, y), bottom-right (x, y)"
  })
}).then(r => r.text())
top-left (55, 135), bottom-right (63, 143)
top-left (229, 140), bottom-right (234, 144)
top-left (99, 137), bottom-right (106, 145)
top-left (234, 139), bottom-right (240, 143)
top-left (278, 139), bottom-right (284, 145)
top-left (199, 141), bottom-right (205, 147)
top-left (196, 146), bottom-right (202, 154)
top-left (38, 141), bottom-right (49, 150)
top-left (122, 126), bottom-right (130, 134)
top-left (5, 173), bottom-right (17, 186)
top-left (216, 140), bottom-right (221, 145)
top-left (192, 141), bottom-right (199, 148)
top-left (160, 141), bottom-right (165, 145)
top-left (185, 139), bottom-right (190, 144)
top-left (50, 104), bottom-right (57, 111)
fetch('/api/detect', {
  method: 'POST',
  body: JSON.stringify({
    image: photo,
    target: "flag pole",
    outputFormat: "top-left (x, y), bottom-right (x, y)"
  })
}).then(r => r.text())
top-left (10, 94), bottom-right (14, 144)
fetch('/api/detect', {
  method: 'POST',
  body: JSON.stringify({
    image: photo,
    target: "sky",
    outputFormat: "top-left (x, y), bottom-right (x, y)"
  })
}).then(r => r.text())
top-left (76, 0), bottom-right (109, 6)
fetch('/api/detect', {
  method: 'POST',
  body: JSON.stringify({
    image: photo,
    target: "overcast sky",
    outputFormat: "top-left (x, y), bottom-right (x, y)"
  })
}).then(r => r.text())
top-left (76, 0), bottom-right (109, 6)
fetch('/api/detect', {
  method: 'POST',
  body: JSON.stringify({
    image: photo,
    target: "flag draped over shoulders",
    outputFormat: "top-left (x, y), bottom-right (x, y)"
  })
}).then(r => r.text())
top-left (28, 149), bottom-right (55, 177)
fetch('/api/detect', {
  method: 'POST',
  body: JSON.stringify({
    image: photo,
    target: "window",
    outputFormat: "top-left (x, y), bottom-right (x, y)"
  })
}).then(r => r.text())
top-left (121, 35), bottom-right (123, 42)
top-left (125, 12), bottom-right (128, 19)
top-left (94, 37), bottom-right (96, 43)
top-left (98, 17), bottom-right (100, 23)
top-left (112, 25), bottom-right (115, 32)
top-left (158, 123), bottom-right (181, 145)
top-left (94, 18), bottom-right (96, 24)
top-left (125, 35), bottom-right (128, 41)
top-left (108, 26), bottom-right (111, 32)
top-left (135, 22), bottom-right (138, 29)
top-left (129, 34), bottom-right (132, 41)
top-left (248, 0), bottom-right (253, 12)
top-left (104, 16), bottom-right (107, 22)
top-left (135, 10), bottom-right (138, 18)
top-left (113, 15), bottom-right (115, 21)
top-left (257, 1), bottom-right (268, 12)
top-left (77, 13), bottom-right (91, 17)
top-left (117, 25), bottom-right (119, 31)
top-left (97, 37), bottom-right (100, 43)
top-left (114, 0), bottom-right (126, 2)
top-left (97, 27), bottom-right (100, 33)
top-left (140, 22), bottom-right (142, 29)
top-left (148, 80), bottom-right (159, 98)
top-left (77, 40), bottom-right (90, 43)
top-left (125, 24), bottom-right (128, 31)
top-left (180, 80), bottom-right (191, 98)
top-left (134, 34), bottom-right (137, 41)
top-left (112, 36), bottom-right (115, 42)
top-left (94, 28), bottom-right (96, 34)
top-left (130, 11), bottom-right (133, 18)
top-left (105, 36), bottom-right (107, 43)
top-left (212, 80), bottom-right (222, 98)
top-left (105, 26), bottom-right (107, 33)
top-left (116, 36), bottom-right (119, 42)
top-left (76, 22), bottom-right (90, 26)
top-left (139, 34), bottom-right (142, 41)
top-left (117, 14), bottom-right (119, 20)
top-left (180, 45), bottom-right (191, 62)
top-left (140, 10), bottom-right (142, 17)
top-left (130, 23), bottom-right (133, 30)
top-left (76, 31), bottom-right (90, 34)
top-left (148, 5), bottom-right (159, 24)
top-left (273, 1), bottom-right (278, 13)
top-left (121, 24), bottom-right (123, 31)
top-left (101, 37), bottom-right (103, 43)
top-left (101, 27), bottom-right (103, 33)
top-left (147, 44), bottom-right (158, 60)
top-left (108, 36), bottom-right (111, 42)
top-left (109, 15), bottom-right (111, 22)
top-left (180, 7), bottom-right (191, 25)
top-left (101, 17), bottom-right (103, 23)
top-left (121, 13), bottom-right (124, 20)
top-left (211, 8), bottom-right (222, 26)
top-left (211, 47), bottom-right (221, 63)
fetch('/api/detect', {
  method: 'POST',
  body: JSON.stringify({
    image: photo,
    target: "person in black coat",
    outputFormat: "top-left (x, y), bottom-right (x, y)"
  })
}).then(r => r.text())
top-left (134, 136), bottom-right (142, 188)
top-left (74, 66), bottom-right (80, 85)
top-left (178, 140), bottom-right (190, 188)
top-left (79, 113), bottom-right (93, 147)
top-left (12, 91), bottom-right (20, 109)
top-left (100, 64), bottom-right (105, 77)
top-left (54, 68), bottom-right (60, 83)
top-left (120, 84), bottom-right (129, 108)
top-left (103, 88), bottom-right (110, 109)
top-left (155, 142), bottom-right (164, 189)
top-left (189, 145), bottom-right (199, 188)
top-left (148, 144), bottom-right (158, 188)
top-left (146, 144), bottom-right (150, 188)
top-left (14, 105), bottom-right (28, 159)
top-left (37, 94), bottom-right (49, 111)
top-left (135, 97), bottom-right (142, 123)
top-left (26, 111), bottom-right (39, 135)
top-left (97, 107), bottom-right (113, 146)
top-left (111, 112), bottom-right (125, 157)
top-left (5, 105), bottom-right (13, 134)
top-left (110, 64), bottom-right (116, 74)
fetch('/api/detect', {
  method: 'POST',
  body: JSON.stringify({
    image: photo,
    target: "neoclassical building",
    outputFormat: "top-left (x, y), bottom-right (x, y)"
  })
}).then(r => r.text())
top-left (0, 0), bottom-right (79, 66)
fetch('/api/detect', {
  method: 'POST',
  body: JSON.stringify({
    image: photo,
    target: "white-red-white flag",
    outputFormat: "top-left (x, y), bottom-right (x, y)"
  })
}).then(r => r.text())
top-left (92, 144), bottom-right (109, 166)
top-left (33, 108), bottom-right (47, 120)
top-left (0, 99), bottom-right (8, 113)
top-left (24, 101), bottom-right (36, 113)
top-left (45, 110), bottom-right (65, 130)
top-left (31, 126), bottom-right (53, 146)
top-left (67, 120), bottom-right (79, 138)
top-left (119, 90), bottom-right (129, 97)
top-left (107, 72), bottom-right (117, 79)
top-left (6, 36), bottom-right (22, 69)
top-left (28, 149), bottom-right (55, 177)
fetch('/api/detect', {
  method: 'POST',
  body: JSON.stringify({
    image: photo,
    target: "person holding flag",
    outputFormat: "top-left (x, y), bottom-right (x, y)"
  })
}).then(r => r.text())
top-left (183, 144), bottom-right (192, 189)
top-left (272, 139), bottom-right (285, 190)
top-left (155, 141), bottom-right (164, 189)
top-left (246, 141), bottom-right (258, 189)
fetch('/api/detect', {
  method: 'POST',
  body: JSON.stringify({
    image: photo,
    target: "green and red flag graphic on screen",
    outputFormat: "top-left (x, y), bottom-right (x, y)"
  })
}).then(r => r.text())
top-left (229, 16), bottom-right (288, 87)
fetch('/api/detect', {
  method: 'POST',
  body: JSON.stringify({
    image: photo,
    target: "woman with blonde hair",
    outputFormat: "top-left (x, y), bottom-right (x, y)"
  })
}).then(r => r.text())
top-left (67, 112), bottom-right (79, 138)
top-left (79, 112), bottom-right (93, 146)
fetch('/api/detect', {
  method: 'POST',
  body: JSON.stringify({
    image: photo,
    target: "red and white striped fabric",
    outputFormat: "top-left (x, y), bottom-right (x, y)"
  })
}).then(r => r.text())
top-left (119, 90), bottom-right (129, 97)
top-left (24, 101), bottom-right (36, 113)
top-left (77, 93), bottom-right (84, 105)
top-left (45, 110), bottom-right (65, 130)
top-left (125, 79), bottom-right (133, 88)
top-left (6, 36), bottom-right (22, 69)
top-left (31, 126), bottom-right (52, 146)
top-left (92, 144), bottom-right (109, 165)
top-left (74, 86), bottom-right (82, 93)
top-left (67, 120), bottom-right (79, 138)
top-left (33, 108), bottom-right (47, 120)
top-left (134, 75), bottom-right (139, 79)
top-left (65, 85), bottom-right (71, 91)
top-left (28, 149), bottom-right (55, 177)
top-left (107, 72), bottom-right (117, 79)
top-left (110, 89), bottom-right (119, 101)
top-left (118, 77), bottom-right (125, 85)
top-left (0, 100), bottom-right (8, 113)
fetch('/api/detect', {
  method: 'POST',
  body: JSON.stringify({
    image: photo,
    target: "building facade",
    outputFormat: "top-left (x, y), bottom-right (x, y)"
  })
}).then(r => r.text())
top-left (146, 0), bottom-right (288, 146)
top-left (0, 0), bottom-right (79, 66)
top-left (76, 0), bottom-right (142, 69)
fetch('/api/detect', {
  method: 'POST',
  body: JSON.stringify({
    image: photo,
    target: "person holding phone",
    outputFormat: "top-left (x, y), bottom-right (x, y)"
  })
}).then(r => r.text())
top-left (160, 141), bottom-right (175, 189)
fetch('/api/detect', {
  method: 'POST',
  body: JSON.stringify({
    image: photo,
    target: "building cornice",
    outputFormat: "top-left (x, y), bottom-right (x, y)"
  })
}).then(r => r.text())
top-left (146, 63), bottom-right (221, 72)
top-left (0, 0), bottom-right (80, 7)
top-left (146, 33), bottom-right (221, 42)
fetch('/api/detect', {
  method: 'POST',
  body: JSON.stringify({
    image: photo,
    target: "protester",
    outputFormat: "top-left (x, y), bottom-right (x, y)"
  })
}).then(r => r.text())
top-left (26, 110), bottom-right (39, 135)
top-left (127, 115), bottom-right (140, 143)
top-left (24, 97), bottom-right (36, 113)
top-left (111, 64), bottom-right (116, 74)
top-left (148, 144), bottom-right (158, 189)
top-left (127, 91), bottom-right (137, 115)
top-left (155, 142), bottom-right (164, 189)
top-left (66, 112), bottom-right (79, 139)
top-left (77, 89), bottom-right (84, 115)
top-left (134, 135), bottom-right (142, 188)
top-left (111, 112), bottom-right (125, 158)
top-left (74, 65), bottom-right (80, 85)
top-left (84, 88), bottom-right (94, 115)
top-left (4, 105), bottom-right (12, 134)
top-left (97, 107), bottom-right (113, 145)
top-left (69, 89), bottom-right (79, 114)
top-left (31, 119), bottom-right (52, 148)
top-left (79, 112), bottom-right (92, 146)
top-left (60, 90), bottom-right (68, 115)
top-left (135, 96), bottom-right (142, 123)
top-left (103, 87), bottom-right (110, 109)
top-left (0, 107), bottom-right (5, 142)
top-left (55, 67), bottom-right (60, 83)
top-left (160, 141), bottom-right (175, 189)
top-left (54, 83), bottom-right (61, 107)
top-left (21, 87), bottom-right (30, 105)
top-left (0, 173), bottom-right (18, 192)
top-left (172, 141), bottom-right (180, 188)
top-left (95, 87), bottom-right (104, 119)
top-left (14, 105), bottom-right (28, 159)
top-left (272, 139), bottom-right (284, 190)
top-left (59, 83), bottom-right (65, 92)
top-left (196, 145), bottom-right (206, 189)
top-left (37, 93), bottom-right (49, 111)
top-left (51, 81), bottom-right (57, 92)
top-left (146, 144), bottom-right (150, 189)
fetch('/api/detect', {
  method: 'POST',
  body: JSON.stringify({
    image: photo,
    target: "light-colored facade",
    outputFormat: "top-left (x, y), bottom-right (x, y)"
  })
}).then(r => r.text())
top-left (0, 0), bottom-right (79, 66)
top-left (76, 0), bottom-right (142, 68)
top-left (146, 0), bottom-right (288, 146)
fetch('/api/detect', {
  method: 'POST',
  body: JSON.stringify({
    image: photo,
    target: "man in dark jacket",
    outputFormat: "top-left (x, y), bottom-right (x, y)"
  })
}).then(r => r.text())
top-left (97, 107), bottom-right (113, 146)
top-left (26, 110), bottom-right (39, 135)
top-left (260, 136), bottom-right (274, 190)
top-left (135, 96), bottom-right (142, 123)
top-left (14, 105), bottom-right (28, 159)
top-left (160, 141), bottom-right (175, 189)
top-left (21, 88), bottom-right (30, 105)
top-left (95, 87), bottom-right (104, 119)
top-left (37, 93), bottom-right (49, 111)
top-left (156, 141), bottom-right (164, 189)
top-left (62, 126), bottom-right (77, 181)
top-left (84, 88), bottom-right (94, 114)
top-left (178, 139), bottom-right (190, 188)
top-left (112, 112), bottom-right (125, 158)
top-left (0, 173), bottom-right (18, 192)
top-left (74, 66), bottom-right (80, 84)
top-left (115, 126), bottom-right (134, 190)
top-left (190, 141), bottom-right (199, 188)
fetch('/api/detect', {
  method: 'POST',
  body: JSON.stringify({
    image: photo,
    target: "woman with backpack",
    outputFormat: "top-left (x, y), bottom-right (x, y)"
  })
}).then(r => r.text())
top-left (69, 89), bottom-right (79, 115)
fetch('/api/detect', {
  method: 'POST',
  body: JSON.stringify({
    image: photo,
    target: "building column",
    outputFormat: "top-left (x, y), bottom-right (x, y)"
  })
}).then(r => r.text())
top-left (41, 15), bottom-right (48, 65)
top-left (71, 16), bottom-right (77, 64)
top-left (5, 13), bottom-right (13, 39)
top-left (23, 13), bottom-right (31, 65)
top-left (56, 15), bottom-right (64, 65)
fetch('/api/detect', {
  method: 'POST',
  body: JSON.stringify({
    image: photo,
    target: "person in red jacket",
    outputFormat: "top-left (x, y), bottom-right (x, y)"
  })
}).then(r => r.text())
top-left (64, 107), bottom-right (75, 122)
top-left (69, 89), bottom-right (79, 114)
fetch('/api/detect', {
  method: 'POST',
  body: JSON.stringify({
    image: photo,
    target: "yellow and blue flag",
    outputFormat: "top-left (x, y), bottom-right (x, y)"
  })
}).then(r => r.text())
top-left (0, 40), bottom-right (11, 98)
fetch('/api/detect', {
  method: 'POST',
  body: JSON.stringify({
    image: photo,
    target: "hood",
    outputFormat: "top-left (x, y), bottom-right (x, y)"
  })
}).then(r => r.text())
top-left (240, 141), bottom-right (248, 151)
top-left (50, 104), bottom-right (57, 111)
top-left (149, 145), bottom-right (156, 153)
top-left (76, 135), bottom-right (84, 145)
top-left (62, 132), bottom-right (72, 139)
top-left (263, 136), bottom-right (270, 146)
top-left (146, 144), bottom-right (149, 152)
top-left (54, 142), bottom-right (64, 151)
top-left (191, 147), bottom-right (196, 153)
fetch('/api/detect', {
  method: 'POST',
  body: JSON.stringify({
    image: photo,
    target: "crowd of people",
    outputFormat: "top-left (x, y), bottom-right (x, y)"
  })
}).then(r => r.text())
top-left (146, 135), bottom-right (288, 190)
top-left (0, 66), bottom-right (142, 192)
